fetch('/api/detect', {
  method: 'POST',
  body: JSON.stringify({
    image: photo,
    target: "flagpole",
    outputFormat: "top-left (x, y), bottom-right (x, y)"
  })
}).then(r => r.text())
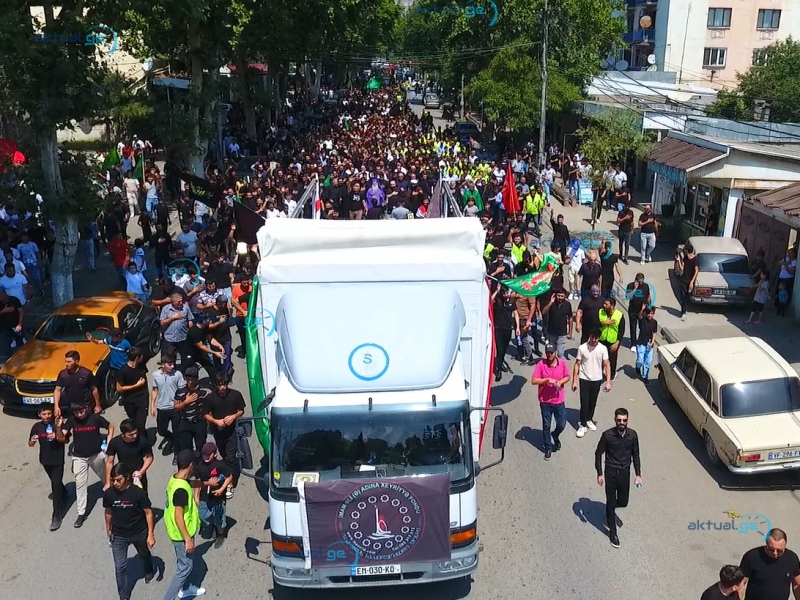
top-left (140, 147), bottom-right (146, 186)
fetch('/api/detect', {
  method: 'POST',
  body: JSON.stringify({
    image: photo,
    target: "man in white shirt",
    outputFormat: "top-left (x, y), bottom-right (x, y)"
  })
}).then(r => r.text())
top-left (0, 262), bottom-right (31, 306)
top-left (567, 242), bottom-right (586, 300)
top-left (612, 166), bottom-right (627, 191)
top-left (123, 174), bottom-right (140, 216)
top-left (228, 141), bottom-right (240, 158)
top-left (571, 330), bottom-right (611, 438)
top-left (124, 262), bottom-right (150, 303)
top-left (16, 231), bottom-right (41, 291)
top-left (193, 200), bottom-right (209, 223)
top-left (175, 224), bottom-right (198, 259)
top-left (266, 200), bottom-right (282, 219)
top-left (541, 163), bottom-right (557, 206)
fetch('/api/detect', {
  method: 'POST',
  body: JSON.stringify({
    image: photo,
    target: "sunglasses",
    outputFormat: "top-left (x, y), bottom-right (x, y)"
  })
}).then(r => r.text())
top-left (766, 545), bottom-right (786, 555)
top-left (616, 418), bottom-right (628, 424)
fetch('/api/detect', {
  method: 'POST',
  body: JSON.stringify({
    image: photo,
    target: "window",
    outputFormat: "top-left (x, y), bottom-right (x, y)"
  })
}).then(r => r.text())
top-left (757, 9), bottom-right (780, 30)
top-left (752, 49), bottom-right (770, 66)
top-left (703, 48), bottom-right (727, 68)
top-left (677, 350), bottom-right (698, 382)
top-left (707, 8), bottom-right (731, 28)
top-left (697, 253), bottom-right (750, 274)
top-left (720, 378), bottom-right (800, 418)
top-left (692, 367), bottom-right (713, 404)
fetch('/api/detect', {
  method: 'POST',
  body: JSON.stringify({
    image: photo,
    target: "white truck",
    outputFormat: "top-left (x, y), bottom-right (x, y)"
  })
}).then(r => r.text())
top-left (236, 217), bottom-right (507, 589)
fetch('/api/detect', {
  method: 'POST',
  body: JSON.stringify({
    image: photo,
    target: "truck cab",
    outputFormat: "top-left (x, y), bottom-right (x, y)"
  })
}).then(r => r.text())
top-left (236, 218), bottom-right (507, 589)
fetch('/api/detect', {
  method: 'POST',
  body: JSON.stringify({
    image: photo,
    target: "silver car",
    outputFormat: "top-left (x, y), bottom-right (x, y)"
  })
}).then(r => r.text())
top-left (424, 94), bottom-right (440, 109)
top-left (677, 236), bottom-right (753, 305)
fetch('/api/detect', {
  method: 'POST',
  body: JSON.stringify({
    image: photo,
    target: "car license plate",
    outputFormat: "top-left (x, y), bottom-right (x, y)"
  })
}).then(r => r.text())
top-left (712, 289), bottom-right (736, 296)
top-left (769, 450), bottom-right (800, 460)
top-left (22, 396), bottom-right (52, 405)
top-left (353, 565), bottom-right (402, 576)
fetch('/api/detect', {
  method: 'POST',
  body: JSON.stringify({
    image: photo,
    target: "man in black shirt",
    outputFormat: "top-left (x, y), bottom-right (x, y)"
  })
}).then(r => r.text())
top-left (635, 306), bottom-right (658, 384)
top-left (740, 529), bottom-right (800, 600)
top-left (104, 462), bottom-right (156, 597)
top-left (576, 285), bottom-right (604, 345)
top-left (175, 368), bottom-right (211, 456)
top-left (625, 274), bottom-right (651, 351)
top-left (195, 442), bottom-right (232, 547)
top-left (550, 214), bottom-right (571, 262)
top-left (150, 223), bottom-right (173, 279)
top-left (638, 205), bottom-right (658, 264)
top-left (616, 205), bottom-right (634, 263)
top-left (187, 315), bottom-right (222, 380)
top-left (542, 289), bottom-right (572, 359)
top-left (701, 565), bottom-right (745, 600)
top-left (0, 288), bottom-right (23, 358)
top-left (676, 242), bottom-right (699, 321)
top-left (115, 348), bottom-right (149, 434)
top-left (203, 375), bottom-right (246, 498)
top-left (347, 181), bottom-right (367, 220)
top-left (578, 250), bottom-right (602, 297)
top-left (208, 296), bottom-right (233, 377)
top-left (54, 350), bottom-right (100, 418)
top-left (203, 253), bottom-right (234, 302)
top-left (104, 418), bottom-right (154, 492)
top-left (28, 402), bottom-right (68, 530)
top-left (594, 407), bottom-right (641, 549)
top-left (65, 403), bottom-right (114, 527)
top-left (151, 277), bottom-right (189, 309)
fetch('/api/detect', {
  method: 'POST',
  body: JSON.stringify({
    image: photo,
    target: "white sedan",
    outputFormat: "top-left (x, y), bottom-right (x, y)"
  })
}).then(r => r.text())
top-left (657, 336), bottom-right (800, 474)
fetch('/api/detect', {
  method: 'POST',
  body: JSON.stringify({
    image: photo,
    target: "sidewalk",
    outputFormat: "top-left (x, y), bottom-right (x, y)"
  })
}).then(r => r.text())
top-left (541, 191), bottom-right (800, 374)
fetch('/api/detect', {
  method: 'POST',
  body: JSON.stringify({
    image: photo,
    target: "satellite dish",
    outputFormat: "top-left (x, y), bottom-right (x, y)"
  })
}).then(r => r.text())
top-left (647, 54), bottom-right (657, 65)
top-left (219, 65), bottom-right (232, 76)
top-left (615, 60), bottom-right (629, 71)
top-left (78, 118), bottom-right (93, 135)
top-left (141, 58), bottom-right (154, 72)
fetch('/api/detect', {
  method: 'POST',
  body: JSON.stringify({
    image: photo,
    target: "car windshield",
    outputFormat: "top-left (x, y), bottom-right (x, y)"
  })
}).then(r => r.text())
top-left (36, 315), bottom-right (115, 343)
top-left (697, 253), bottom-right (750, 274)
top-left (272, 405), bottom-right (471, 489)
top-left (427, 94), bottom-right (438, 100)
top-left (720, 378), bottom-right (800, 417)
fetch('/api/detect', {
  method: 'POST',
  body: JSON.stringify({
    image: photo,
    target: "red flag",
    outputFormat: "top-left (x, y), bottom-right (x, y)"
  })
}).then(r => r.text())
top-left (502, 163), bottom-right (520, 214)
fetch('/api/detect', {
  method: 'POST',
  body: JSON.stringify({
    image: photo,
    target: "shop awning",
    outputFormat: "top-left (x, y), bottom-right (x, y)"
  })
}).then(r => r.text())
top-left (647, 137), bottom-right (727, 185)
top-left (750, 182), bottom-right (800, 218)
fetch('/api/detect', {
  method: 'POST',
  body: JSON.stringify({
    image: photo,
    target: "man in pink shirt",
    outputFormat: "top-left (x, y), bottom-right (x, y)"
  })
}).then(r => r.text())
top-left (530, 343), bottom-right (571, 461)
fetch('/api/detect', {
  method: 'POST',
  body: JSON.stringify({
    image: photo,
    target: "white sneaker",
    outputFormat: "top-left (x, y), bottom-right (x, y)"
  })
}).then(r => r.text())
top-left (630, 347), bottom-right (637, 354)
top-left (226, 487), bottom-right (234, 499)
top-left (586, 420), bottom-right (597, 431)
top-left (640, 259), bottom-right (645, 265)
top-left (646, 256), bottom-right (652, 263)
top-left (178, 587), bottom-right (206, 599)
top-left (576, 426), bottom-right (587, 438)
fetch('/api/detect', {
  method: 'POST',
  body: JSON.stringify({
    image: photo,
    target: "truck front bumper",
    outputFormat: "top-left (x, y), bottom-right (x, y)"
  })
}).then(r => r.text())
top-left (270, 539), bottom-right (480, 588)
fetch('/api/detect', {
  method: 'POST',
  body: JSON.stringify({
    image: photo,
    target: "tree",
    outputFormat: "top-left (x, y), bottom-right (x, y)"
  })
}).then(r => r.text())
top-left (0, 0), bottom-right (111, 306)
top-left (576, 110), bottom-right (652, 187)
top-left (704, 38), bottom-right (800, 123)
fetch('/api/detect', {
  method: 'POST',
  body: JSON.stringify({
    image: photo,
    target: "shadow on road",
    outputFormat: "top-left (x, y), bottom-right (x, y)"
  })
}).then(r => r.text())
top-left (490, 374), bottom-right (525, 406)
top-left (573, 497), bottom-right (608, 536)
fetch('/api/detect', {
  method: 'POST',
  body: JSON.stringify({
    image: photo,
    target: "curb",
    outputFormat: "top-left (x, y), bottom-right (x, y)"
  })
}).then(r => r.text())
top-left (660, 326), bottom-right (679, 344)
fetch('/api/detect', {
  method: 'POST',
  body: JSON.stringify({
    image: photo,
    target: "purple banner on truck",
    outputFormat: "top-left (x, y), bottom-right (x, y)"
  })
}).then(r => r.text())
top-left (301, 475), bottom-right (451, 567)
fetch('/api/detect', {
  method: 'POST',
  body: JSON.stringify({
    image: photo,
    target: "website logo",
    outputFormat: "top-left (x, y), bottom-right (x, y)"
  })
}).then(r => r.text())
top-left (33, 24), bottom-right (118, 54)
top-left (413, 1), bottom-right (498, 26)
top-left (535, 230), bottom-right (613, 259)
top-left (289, 541), bottom-right (361, 570)
top-left (688, 513), bottom-right (771, 541)
top-left (168, 258), bottom-right (201, 288)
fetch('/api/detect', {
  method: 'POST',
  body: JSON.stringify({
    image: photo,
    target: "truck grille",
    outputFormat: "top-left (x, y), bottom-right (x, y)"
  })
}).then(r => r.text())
top-left (16, 380), bottom-right (57, 396)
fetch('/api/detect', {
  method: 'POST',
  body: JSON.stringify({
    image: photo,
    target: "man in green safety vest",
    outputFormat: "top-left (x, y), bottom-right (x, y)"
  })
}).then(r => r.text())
top-left (599, 297), bottom-right (625, 382)
top-left (163, 449), bottom-right (204, 600)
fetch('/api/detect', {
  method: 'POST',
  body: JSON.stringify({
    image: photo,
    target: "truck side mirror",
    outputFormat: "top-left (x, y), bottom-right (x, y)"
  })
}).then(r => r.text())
top-left (237, 432), bottom-right (255, 471)
top-left (492, 414), bottom-right (508, 450)
top-left (237, 421), bottom-right (253, 438)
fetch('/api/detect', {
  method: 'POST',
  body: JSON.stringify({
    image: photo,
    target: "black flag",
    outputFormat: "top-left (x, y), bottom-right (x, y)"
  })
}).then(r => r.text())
top-left (179, 172), bottom-right (220, 208)
top-left (233, 199), bottom-right (266, 246)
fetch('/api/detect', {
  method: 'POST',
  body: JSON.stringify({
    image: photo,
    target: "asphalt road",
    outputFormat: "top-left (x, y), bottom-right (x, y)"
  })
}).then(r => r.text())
top-left (2, 108), bottom-right (800, 600)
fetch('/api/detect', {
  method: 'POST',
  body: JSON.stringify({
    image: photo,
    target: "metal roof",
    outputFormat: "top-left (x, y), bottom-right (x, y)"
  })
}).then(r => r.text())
top-left (647, 136), bottom-right (726, 171)
top-left (750, 182), bottom-right (800, 217)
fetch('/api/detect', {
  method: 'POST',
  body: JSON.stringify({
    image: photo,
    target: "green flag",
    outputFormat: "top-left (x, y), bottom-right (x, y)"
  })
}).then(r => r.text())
top-left (132, 157), bottom-right (144, 181)
top-left (463, 188), bottom-right (483, 211)
top-left (101, 146), bottom-right (120, 172)
top-left (501, 253), bottom-right (560, 297)
top-left (323, 174), bottom-right (332, 188)
top-left (245, 278), bottom-right (270, 453)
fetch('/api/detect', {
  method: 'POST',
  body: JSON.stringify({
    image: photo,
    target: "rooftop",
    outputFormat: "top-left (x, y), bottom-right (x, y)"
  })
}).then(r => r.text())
top-left (682, 337), bottom-right (796, 384)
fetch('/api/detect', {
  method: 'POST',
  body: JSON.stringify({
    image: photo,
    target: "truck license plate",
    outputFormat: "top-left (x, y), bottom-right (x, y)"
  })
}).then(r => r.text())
top-left (22, 396), bottom-right (52, 405)
top-left (353, 565), bottom-right (402, 576)
top-left (769, 450), bottom-right (800, 460)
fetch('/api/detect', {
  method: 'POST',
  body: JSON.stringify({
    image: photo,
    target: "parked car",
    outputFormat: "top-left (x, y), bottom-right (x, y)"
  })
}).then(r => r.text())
top-left (454, 122), bottom-right (480, 144)
top-left (675, 236), bottom-right (753, 305)
top-left (657, 336), bottom-right (800, 474)
top-left (0, 293), bottom-right (162, 413)
top-left (424, 94), bottom-right (441, 109)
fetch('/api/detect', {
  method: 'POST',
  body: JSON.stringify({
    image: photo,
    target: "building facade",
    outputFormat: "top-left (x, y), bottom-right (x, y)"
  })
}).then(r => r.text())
top-left (636, 0), bottom-right (800, 87)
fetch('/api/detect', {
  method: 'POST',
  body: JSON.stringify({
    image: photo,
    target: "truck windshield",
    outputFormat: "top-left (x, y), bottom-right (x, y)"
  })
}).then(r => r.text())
top-left (271, 405), bottom-right (472, 489)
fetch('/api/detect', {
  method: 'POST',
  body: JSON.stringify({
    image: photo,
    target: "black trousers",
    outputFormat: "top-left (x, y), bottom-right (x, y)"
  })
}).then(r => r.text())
top-left (579, 379), bottom-right (602, 426)
top-left (43, 464), bottom-right (66, 516)
top-left (494, 329), bottom-right (513, 372)
top-left (600, 340), bottom-right (619, 377)
top-left (605, 467), bottom-right (631, 534)
top-left (191, 347), bottom-right (218, 381)
top-left (628, 312), bottom-right (638, 348)
top-left (162, 339), bottom-right (193, 372)
top-left (177, 419), bottom-right (208, 454)
top-left (214, 430), bottom-right (240, 487)
top-left (123, 401), bottom-right (148, 434)
top-left (156, 408), bottom-right (180, 445)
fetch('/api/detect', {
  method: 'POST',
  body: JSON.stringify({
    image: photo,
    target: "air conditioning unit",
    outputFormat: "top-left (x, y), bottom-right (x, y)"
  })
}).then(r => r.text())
top-left (759, 31), bottom-right (774, 40)
top-left (711, 29), bottom-right (725, 39)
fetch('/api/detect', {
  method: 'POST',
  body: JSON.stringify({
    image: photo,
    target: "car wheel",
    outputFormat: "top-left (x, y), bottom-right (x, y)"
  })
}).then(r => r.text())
top-left (658, 370), bottom-right (674, 401)
top-left (147, 322), bottom-right (162, 358)
top-left (105, 370), bottom-right (120, 407)
top-left (704, 432), bottom-right (723, 467)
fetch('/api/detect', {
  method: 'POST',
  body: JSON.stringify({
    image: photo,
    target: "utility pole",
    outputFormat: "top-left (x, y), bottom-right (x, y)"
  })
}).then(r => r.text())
top-left (538, 0), bottom-right (548, 170)
top-left (460, 72), bottom-right (465, 120)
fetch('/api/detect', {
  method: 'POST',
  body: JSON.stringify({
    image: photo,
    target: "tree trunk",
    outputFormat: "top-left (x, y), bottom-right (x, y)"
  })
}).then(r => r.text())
top-left (309, 60), bottom-right (322, 98)
top-left (277, 71), bottom-right (288, 116)
top-left (188, 28), bottom-right (205, 176)
top-left (263, 69), bottom-right (274, 128)
top-left (235, 53), bottom-right (257, 140)
top-left (51, 217), bottom-right (79, 307)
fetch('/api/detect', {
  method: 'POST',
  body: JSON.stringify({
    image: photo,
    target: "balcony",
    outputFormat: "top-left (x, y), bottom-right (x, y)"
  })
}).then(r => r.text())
top-left (623, 30), bottom-right (656, 44)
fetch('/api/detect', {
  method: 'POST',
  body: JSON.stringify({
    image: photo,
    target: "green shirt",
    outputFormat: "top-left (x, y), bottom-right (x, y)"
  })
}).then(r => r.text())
top-left (164, 476), bottom-right (200, 541)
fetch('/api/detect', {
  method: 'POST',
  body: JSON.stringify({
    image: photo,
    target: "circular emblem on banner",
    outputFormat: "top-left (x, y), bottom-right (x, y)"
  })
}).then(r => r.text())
top-left (348, 344), bottom-right (389, 381)
top-left (336, 483), bottom-right (424, 561)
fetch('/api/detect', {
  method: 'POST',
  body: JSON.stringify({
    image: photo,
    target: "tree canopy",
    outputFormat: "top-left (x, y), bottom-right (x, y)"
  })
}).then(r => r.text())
top-left (576, 110), bottom-right (652, 186)
top-left (705, 37), bottom-right (800, 123)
